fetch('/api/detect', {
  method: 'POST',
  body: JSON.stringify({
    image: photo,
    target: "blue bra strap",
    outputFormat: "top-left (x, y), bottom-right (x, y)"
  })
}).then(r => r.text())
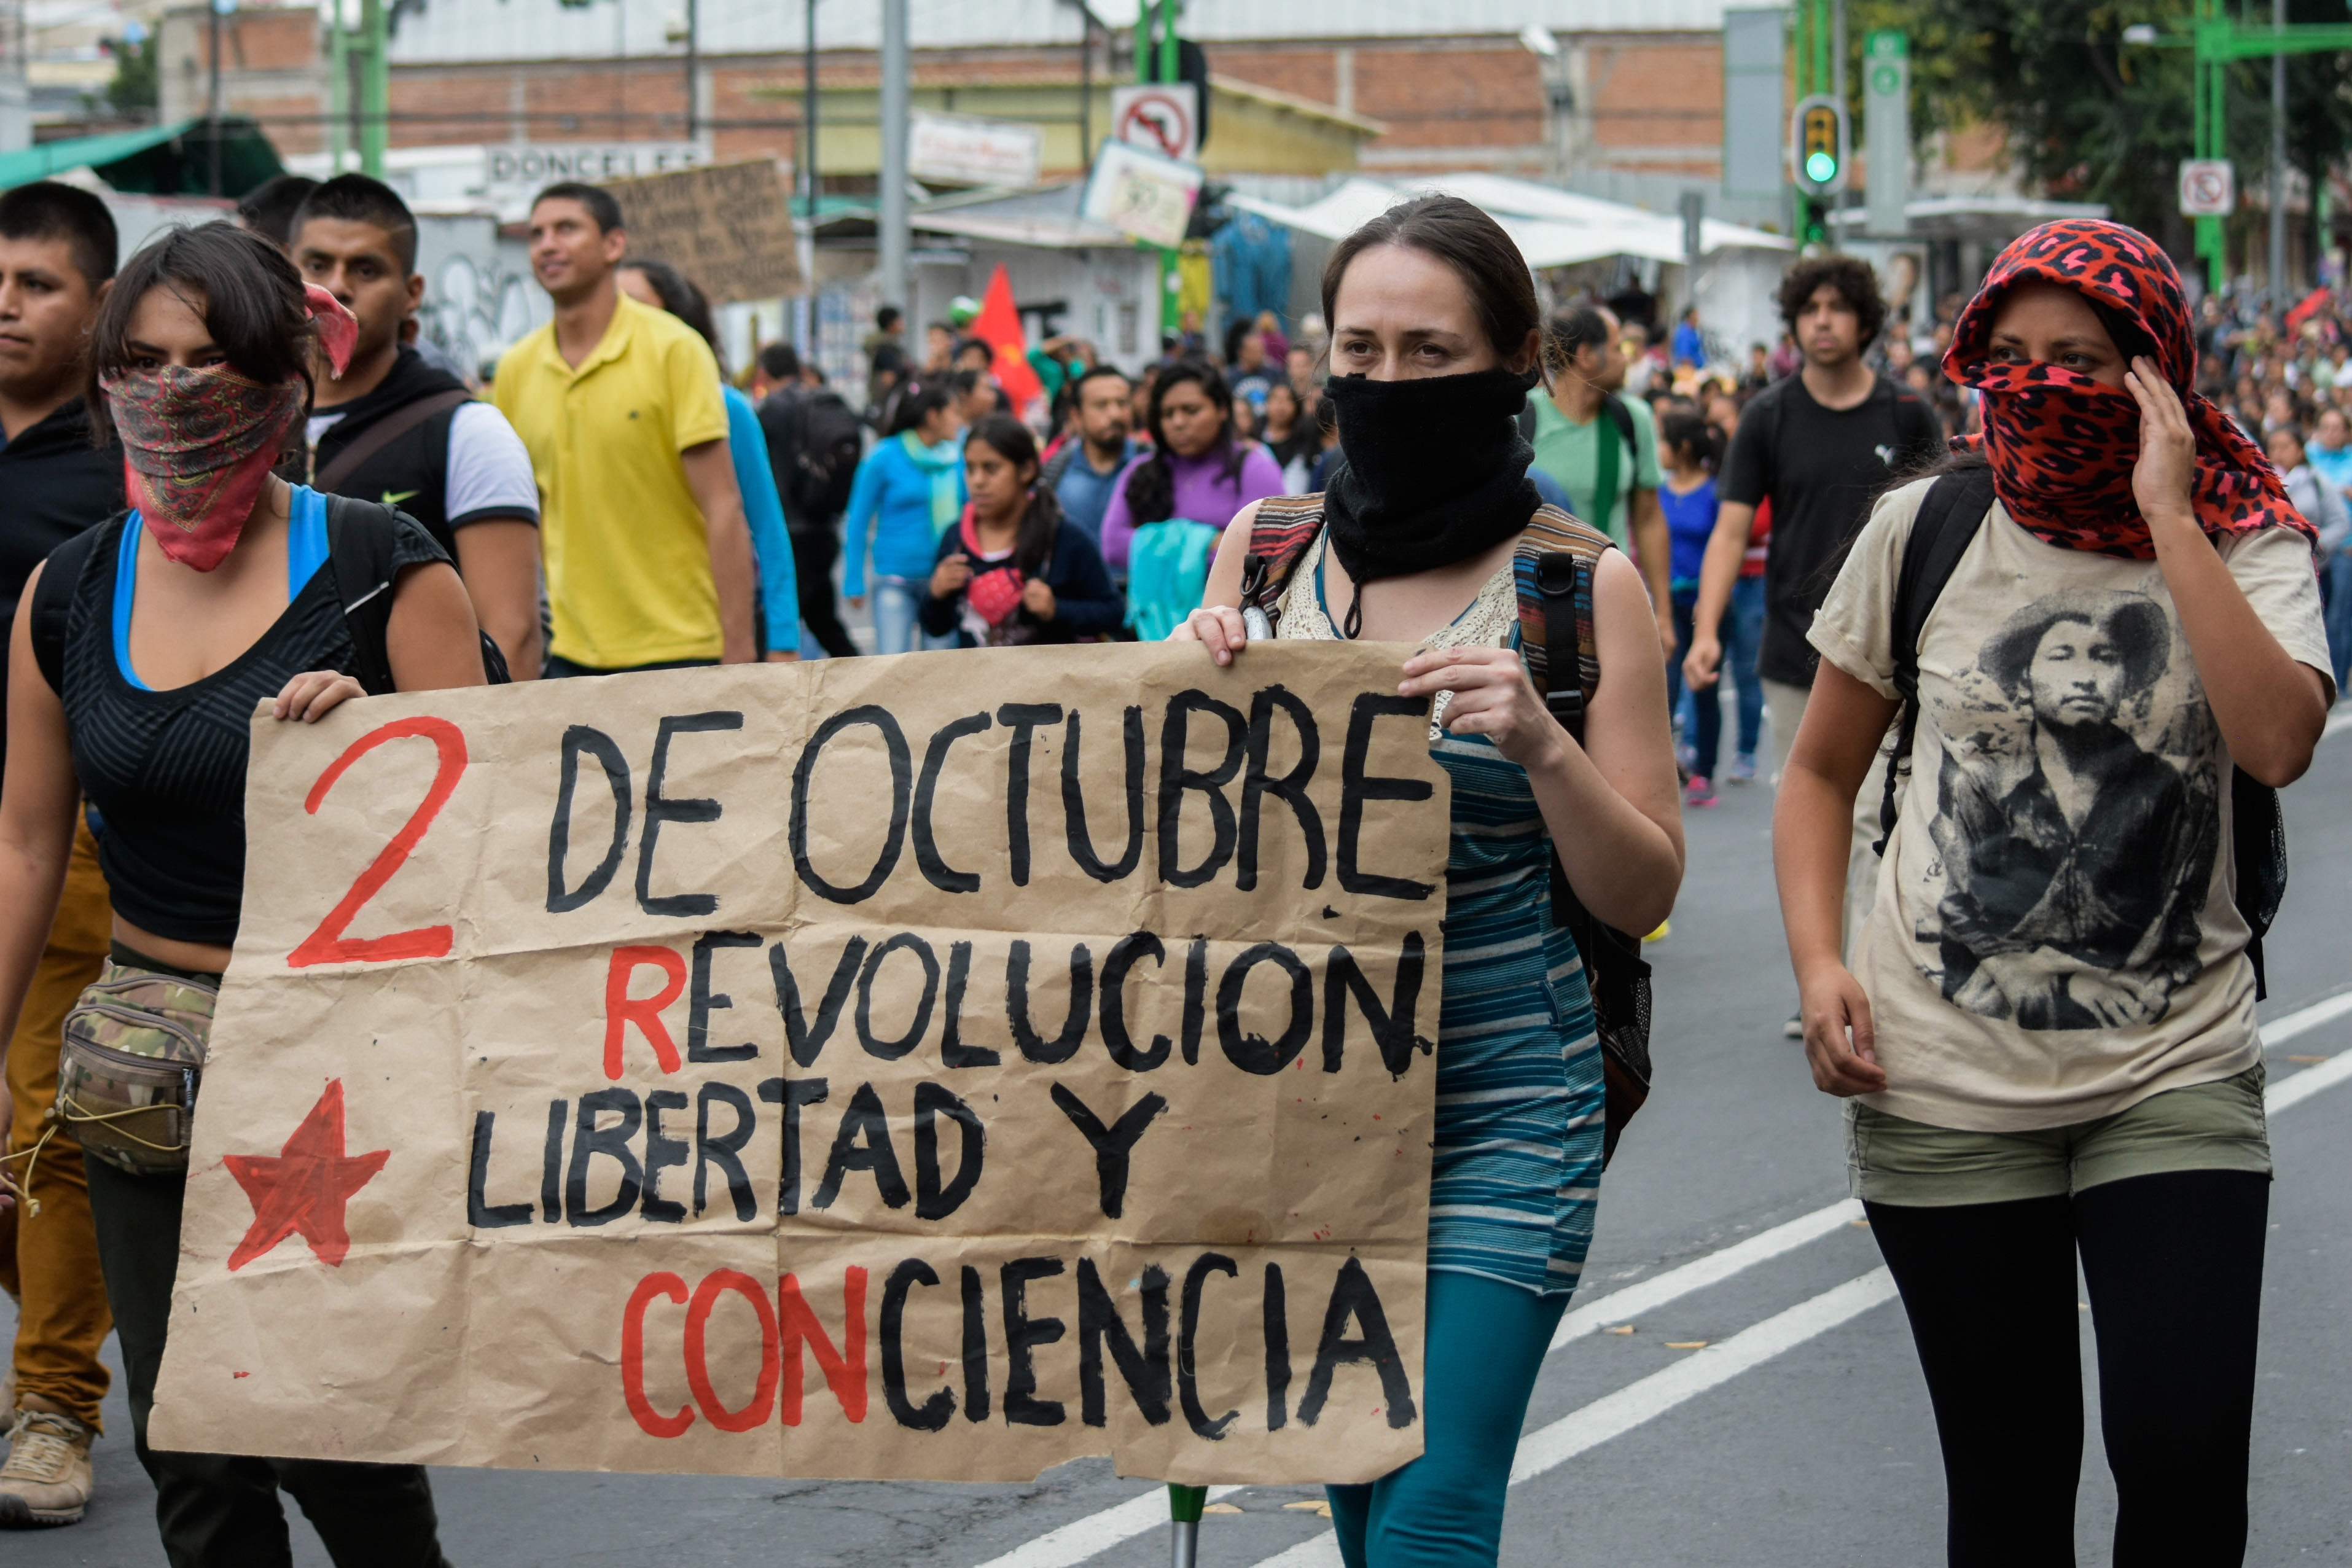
top-left (112, 488), bottom-right (331, 691)
top-left (112, 515), bottom-right (147, 690)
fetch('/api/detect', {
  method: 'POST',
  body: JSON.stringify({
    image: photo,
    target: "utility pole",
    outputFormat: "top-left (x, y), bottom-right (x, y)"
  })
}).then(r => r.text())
top-left (684, 0), bottom-right (698, 141)
top-left (2271, 0), bottom-right (2288, 303)
top-left (803, 0), bottom-right (818, 216)
top-left (358, 0), bottom-right (386, 178)
top-left (879, 0), bottom-right (910, 342)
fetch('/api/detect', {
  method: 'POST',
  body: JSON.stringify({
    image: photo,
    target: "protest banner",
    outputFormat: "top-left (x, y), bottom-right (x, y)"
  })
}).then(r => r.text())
top-left (598, 158), bottom-right (803, 304)
top-left (148, 642), bottom-right (1451, 1486)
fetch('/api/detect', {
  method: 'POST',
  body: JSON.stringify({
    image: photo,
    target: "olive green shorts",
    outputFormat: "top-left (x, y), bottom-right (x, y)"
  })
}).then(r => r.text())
top-left (1845, 1066), bottom-right (2272, 1207)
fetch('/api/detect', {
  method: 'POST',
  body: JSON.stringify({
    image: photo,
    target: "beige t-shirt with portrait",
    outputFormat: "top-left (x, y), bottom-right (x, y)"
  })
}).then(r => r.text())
top-left (1810, 477), bottom-right (2331, 1133)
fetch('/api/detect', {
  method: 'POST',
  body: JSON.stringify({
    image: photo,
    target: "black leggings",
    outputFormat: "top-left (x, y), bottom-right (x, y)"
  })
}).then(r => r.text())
top-left (1867, 1170), bottom-right (2268, 1568)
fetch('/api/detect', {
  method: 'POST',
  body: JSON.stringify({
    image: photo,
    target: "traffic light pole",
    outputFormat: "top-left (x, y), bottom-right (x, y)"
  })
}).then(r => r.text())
top-left (1140, 0), bottom-right (1181, 352)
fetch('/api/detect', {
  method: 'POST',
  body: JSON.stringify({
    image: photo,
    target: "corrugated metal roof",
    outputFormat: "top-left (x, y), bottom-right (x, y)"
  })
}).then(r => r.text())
top-left (389, 0), bottom-right (1757, 63)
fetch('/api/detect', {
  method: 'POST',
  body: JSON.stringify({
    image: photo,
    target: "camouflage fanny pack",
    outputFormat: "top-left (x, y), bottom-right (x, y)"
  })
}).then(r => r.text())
top-left (57, 959), bottom-right (217, 1177)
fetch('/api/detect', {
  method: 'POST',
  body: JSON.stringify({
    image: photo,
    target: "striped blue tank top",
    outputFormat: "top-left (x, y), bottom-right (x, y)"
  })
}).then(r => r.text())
top-left (1280, 532), bottom-right (1604, 1297)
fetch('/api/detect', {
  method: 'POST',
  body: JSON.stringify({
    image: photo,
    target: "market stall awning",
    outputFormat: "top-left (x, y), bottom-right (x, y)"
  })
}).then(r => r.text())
top-left (0, 117), bottom-right (285, 197)
top-left (1226, 175), bottom-right (1791, 268)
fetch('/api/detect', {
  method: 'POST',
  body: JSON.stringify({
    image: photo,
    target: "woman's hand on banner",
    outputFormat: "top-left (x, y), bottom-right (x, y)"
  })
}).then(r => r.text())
top-left (272, 669), bottom-right (367, 724)
top-left (1174, 606), bottom-right (1249, 666)
top-left (1400, 646), bottom-right (1555, 767)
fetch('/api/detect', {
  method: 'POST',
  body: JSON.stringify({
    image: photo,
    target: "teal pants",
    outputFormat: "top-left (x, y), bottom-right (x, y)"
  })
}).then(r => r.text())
top-left (1327, 1270), bottom-right (1569, 1568)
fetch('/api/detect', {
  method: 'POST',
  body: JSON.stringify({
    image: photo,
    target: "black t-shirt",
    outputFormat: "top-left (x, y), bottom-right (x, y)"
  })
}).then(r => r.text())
top-left (1720, 370), bottom-right (1944, 686)
top-left (0, 399), bottom-right (126, 774)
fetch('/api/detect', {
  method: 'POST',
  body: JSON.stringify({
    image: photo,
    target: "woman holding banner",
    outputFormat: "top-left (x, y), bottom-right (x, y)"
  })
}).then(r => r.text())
top-left (0, 221), bottom-right (480, 1564)
top-left (1176, 195), bottom-right (1685, 1567)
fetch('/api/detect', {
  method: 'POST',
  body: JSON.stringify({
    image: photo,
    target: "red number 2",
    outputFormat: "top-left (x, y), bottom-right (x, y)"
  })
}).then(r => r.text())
top-left (287, 717), bottom-right (469, 969)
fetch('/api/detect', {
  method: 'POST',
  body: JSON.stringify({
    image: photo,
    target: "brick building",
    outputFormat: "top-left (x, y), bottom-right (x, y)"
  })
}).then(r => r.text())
top-left (160, 0), bottom-right (1740, 190)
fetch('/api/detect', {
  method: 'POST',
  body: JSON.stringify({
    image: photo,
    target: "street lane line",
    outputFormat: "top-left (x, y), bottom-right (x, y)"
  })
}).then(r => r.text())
top-left (1246, 1271), bottom-right (1903, 1566)
top-left (1550, 1199), bottom-right (1864, 1351)
top-left (969, 1484), bottom-right (1245, 1568)
top-left (2265, 988), bottom-right (2352, 1048)
top-left (988, 1005), bottom-right (2352, 1568)
top-left (1514, 1268), bottom-right (1899, 1483)
top-left (2323, 708), bottom-right (2352, 741)
top-left (2267, 1043), bottom-right (2352, 1114)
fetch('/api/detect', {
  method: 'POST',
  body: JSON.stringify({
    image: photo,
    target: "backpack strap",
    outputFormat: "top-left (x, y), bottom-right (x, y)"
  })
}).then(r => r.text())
top-left (28, 521), bottom-right (109, 695)
top-left (1875, 466), bottom-right (1997, 854)
top-left (325, 492), bottom-right (512, 693)
top-left (1600, 393), bottom-right (1637, 459)
top-left (1238, 493), bottom-right (1332, 632)
top-left (313, 388), bottom-right (472, 494)
top-left (1512, 504), bottom-right (1611, 727)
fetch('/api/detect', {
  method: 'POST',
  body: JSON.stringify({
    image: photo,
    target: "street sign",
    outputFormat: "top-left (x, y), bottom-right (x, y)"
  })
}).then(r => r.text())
top-left (2179, 158), bottom-right (2236, 217)
top-left (1864, 30), bottom-right (1909, 235)
top-left (1082, 139), bottom-right (1203, 250)
top-left (1111, 82), bottom-right (1200, 164)
top-left (908, 110), bottom-right (1042, 189)
top-left (1791, 93), bottom-right (1848, 195)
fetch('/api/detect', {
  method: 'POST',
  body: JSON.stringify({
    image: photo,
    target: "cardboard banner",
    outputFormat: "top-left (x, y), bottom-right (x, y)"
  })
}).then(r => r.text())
top-left (599, 158), bottom-right (803, 305)
top-left (149, 643), bottom-right (1451, 1485)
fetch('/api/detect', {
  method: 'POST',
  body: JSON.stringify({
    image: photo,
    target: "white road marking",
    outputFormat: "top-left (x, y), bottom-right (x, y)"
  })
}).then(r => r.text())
top-left (1550, 1199), bottom-right (1865, 1351)
top-left (985, 999), bottom-right (2352, 1568)
top-left (2323, 708), bottom-right (2352, 741)
top-left (1510, 1269), bottom-right (1900, 1483)
top-left (969, 1484), bottom-right (1245, 1568)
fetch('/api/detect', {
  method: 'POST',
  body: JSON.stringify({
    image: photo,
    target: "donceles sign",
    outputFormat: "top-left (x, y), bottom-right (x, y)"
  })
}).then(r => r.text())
top-left (486, 142), bottom-right (712, 198)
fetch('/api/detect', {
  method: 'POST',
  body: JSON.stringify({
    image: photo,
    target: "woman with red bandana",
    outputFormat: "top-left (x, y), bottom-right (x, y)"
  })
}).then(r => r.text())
top-left (0, 222), bottom-right (478, 1562)
top-left (1780, 219), bottom-right (2329, 1565)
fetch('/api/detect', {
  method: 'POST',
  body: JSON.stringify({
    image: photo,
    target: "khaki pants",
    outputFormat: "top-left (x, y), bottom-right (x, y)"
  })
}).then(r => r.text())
top-left (0, 818), bottom-right (115, 1430)
top-left (1763, 676), bottom-right (1891, 961)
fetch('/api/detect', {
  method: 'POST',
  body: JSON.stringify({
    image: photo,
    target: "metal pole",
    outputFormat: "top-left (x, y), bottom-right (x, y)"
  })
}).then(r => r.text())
top-left (327, 3), bottom-right (346, 176)
top-left (2271, 0), bottom-right (2288, 303)
top-left (684, 0), bottom-right (698, 141)
top-left (207, 0), bottom-right (222, 196)
top-left (359, 0), bottom-right (386, 178)
top-left (879, 0), bottom-right (911, 343)
top-left (1077, 10), bottom-right (1091, 168)
top-left (803, 0), bottom-right (818, 216)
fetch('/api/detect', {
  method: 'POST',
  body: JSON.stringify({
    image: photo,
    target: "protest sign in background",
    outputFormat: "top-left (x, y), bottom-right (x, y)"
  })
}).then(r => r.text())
top-left (149, 643), bottom-right (1451, 1485)
top-left (598, 158), bottom-right (803, 304)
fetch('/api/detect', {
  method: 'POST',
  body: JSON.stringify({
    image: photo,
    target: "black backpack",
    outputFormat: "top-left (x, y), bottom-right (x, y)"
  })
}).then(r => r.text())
top-left (789, 394), bottom-right (865, 521)
top-left (1878, 466), bottom-right (2286, 998)
top-left (31, 497), bottom-right (510, 698)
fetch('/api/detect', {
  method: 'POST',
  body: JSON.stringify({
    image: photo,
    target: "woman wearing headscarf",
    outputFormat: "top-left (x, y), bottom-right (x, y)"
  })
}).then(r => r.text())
top-left (0, 222), bottom-right (479, 1563)
top-left (1781, 219), bottom-right (2329, 1566)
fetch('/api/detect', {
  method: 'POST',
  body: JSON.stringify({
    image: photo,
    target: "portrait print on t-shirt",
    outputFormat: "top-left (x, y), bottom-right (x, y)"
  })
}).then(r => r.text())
top-left (1920, 586), bottom-right (2220, 1032)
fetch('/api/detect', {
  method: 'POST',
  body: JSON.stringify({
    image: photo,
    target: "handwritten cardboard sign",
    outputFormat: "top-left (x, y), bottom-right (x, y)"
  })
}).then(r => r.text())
top-left (149, 643), bottom-right (1450, 1484)
top-left (599, 158), bottom-right (803, 305)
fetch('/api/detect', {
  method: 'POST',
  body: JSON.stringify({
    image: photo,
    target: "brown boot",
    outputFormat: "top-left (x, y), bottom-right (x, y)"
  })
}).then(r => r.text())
top-left (0, 1400), bottom-right (94, 1527)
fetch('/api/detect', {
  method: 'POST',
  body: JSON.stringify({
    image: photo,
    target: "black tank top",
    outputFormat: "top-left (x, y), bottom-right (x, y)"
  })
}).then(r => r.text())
top-left (58, 507), bottom-right (446, 945)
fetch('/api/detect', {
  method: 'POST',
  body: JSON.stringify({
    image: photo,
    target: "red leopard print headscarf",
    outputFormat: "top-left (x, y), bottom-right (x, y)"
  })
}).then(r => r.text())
top-left (1942, 218), bottom-right (2311, 559)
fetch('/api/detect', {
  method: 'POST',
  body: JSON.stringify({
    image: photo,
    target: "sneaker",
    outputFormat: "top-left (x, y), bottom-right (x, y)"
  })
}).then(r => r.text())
top-left (1643, 919), bottom-right (1671, 943)
top-left (1685, 775), bottom-right (1718, 808)
top-left (1674, 739), bottom-right (1697, 774)
top-left (0, 1405), bottom-right (95, 1527)
top-left (1727, 754), bottom-right (1757, 785)
top-left (1783, 1014), bottom-right (1804, 1039)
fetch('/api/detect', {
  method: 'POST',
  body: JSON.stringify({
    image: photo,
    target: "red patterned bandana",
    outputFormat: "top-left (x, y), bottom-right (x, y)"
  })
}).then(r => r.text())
top-left (103, 364), bottom-right (305, 571)
top-left (958, 507), bottom-right (1026, 626)
top-left (100, 283), bottom-right (361, 572)
top-left (1943, 218), bottom-right (2311, 560)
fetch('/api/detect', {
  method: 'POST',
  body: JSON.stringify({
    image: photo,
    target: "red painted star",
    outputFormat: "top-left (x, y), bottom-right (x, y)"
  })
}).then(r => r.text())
top-left (223, 1080), bottom-right (389, 1271)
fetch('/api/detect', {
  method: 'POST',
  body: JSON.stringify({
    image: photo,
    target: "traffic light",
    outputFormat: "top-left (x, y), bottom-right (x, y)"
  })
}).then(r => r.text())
top-left (1791, 93), bottom-right (1848, 196)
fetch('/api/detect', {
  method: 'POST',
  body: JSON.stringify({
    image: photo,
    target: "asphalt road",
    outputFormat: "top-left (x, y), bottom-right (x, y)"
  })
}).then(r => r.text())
top-left (10, 709), bottom-right (2352, 1567)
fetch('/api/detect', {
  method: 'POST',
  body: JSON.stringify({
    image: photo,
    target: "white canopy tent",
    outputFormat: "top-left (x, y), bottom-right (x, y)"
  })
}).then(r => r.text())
top-left (1225, 174), bottom-right (1796, 360)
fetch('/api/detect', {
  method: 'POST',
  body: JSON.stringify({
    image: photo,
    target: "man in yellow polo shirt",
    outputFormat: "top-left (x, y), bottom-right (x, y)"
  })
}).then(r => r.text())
top-left (493, 181), bottom-right (759, 674)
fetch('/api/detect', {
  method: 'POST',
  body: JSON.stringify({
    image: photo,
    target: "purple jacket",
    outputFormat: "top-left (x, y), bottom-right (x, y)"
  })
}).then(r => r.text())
top-left (1097, 442), bottom-right (1287, 571)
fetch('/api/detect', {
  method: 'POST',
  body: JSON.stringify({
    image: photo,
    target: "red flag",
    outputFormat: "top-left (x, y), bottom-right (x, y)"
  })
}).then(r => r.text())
top-left (971, 263), bottom-right (1044, 412)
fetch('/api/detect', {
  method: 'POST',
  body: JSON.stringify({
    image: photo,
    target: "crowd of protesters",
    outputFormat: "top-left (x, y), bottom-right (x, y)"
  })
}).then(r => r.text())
top-left (0, 158), bottom-right (2339, 1568)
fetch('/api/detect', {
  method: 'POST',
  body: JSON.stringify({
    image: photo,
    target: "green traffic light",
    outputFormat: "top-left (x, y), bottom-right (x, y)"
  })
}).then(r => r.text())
top-left (1805, 150), bottom-right (1837, 183)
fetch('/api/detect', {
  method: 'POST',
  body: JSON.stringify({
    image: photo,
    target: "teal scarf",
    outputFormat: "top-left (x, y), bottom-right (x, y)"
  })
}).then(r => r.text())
top-left (901, 429), bottom-right (964, 537)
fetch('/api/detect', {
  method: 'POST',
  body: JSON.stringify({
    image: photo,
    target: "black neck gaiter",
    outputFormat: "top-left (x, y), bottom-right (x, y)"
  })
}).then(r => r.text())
top-left (1319, 367), bottom-right (1542, 637)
